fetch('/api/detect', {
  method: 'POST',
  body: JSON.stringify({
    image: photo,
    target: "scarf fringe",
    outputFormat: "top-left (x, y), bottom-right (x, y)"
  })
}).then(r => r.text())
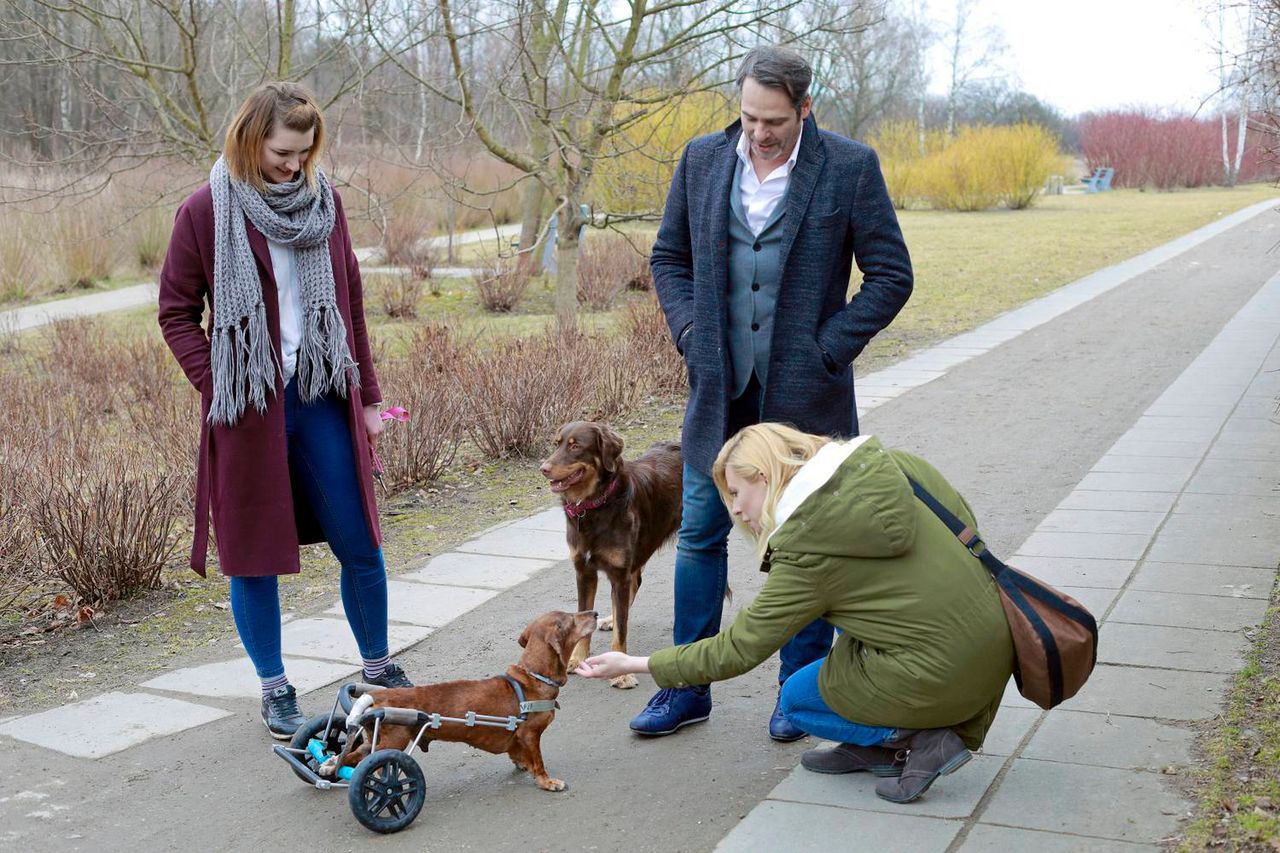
top-left (208, 304), bottom-right (277, 426)
top-left (296, 304), bottom-right (360, 404)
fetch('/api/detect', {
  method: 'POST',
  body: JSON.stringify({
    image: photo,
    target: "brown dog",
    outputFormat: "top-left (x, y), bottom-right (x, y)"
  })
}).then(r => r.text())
top-left (539, 421), bottom-right (682, 689)
top-left (324, 610), bottom-right (597, 792)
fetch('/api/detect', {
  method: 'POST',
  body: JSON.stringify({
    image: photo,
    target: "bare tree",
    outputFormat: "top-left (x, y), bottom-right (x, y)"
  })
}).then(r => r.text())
top-left (367, 0), bottom-right (869, 332)
top-left (1219, 0), bottom-right (1255, 185)
top-left (941, 0), bottom-right (1006, 136)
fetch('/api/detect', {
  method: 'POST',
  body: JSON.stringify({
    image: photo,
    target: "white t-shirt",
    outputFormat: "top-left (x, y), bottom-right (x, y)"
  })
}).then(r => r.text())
top-left (267, 240), bottom-right (304, 384)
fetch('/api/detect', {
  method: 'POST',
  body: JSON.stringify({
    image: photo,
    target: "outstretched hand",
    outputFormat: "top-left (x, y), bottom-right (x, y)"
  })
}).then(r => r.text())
top-left (574, 652), bottom-right (649, 680)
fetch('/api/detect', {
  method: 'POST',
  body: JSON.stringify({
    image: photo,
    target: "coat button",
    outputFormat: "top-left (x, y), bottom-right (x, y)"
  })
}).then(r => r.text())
top-left (751, 283), bottom-right (760, 292)
top-left (753, 242), bottom-right (762, 252)
top-left (751, 322), bottom-right (760, 331)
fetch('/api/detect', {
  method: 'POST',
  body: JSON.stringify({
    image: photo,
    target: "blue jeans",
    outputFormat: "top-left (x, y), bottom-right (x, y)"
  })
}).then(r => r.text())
top-left (778, 659), bottom-right (896, 745)
top-left (672, 374), bottom-right (833, 683)
top-left (230, 379), bottom-right (390, 679)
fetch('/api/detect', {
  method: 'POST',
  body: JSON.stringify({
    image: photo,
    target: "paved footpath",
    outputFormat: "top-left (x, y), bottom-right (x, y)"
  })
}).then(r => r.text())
top-left (1, 201), bottom-right (1278, 852)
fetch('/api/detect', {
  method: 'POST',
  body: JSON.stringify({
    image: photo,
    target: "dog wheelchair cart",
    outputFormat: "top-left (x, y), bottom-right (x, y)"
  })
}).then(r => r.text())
top-left (272, 680), bottom-right (556, 834)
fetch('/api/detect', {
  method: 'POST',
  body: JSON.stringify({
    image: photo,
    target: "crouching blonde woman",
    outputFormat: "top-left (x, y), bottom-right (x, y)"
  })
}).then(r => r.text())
top-left (576, 423), bottom-right (1014, 803)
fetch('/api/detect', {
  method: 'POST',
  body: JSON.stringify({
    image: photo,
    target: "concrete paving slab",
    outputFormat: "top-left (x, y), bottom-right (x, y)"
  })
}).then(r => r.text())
top-left (268, 618), bottom-right (433, 664)
top-left (1021, 710), bottom-right (1194, 771)
top-left (894, 350), bottom-right (980, 371)
top-left (855, 370), bottom-right (945, 388)
top-left (1016, 531), bottom-right (1151, 561)
top-left (140, 655), bottom-right (357, 698)
top-left (1091, 455), bottom-right (1200, 476)
top-left (1107, 589), bottom-right (1270, 632)
top-left (960, 824), bottom-right (1159, 852)
top-left (1106, 438), bottom-right (1213, 459)
top-left (328, 580), bottom-right (500, 627)
top-left (1056, 585), bottom-right (1118, 617)
top-left (1097, 622), bottom-right (1247, 672)
top-left (1144, 532), bottom-right (1280, 569)
top-left (1007, 556), bottom-right (1135, 588)
top-left (1128, 561), bottom-right (1275, 598)
top-left (1171, 491), bottom-right (1280, 517)
top-left (850, 383), bottom-right (910, 399)
top-left (977, 705), bottom-right (1041, 756)
top-left (1037, 509), bottom-right (1166, 536)
top-left (714, 800), bottom-right (961, 853)
top-left (1055, 665), bottom-right (1228, 721)
top-left (1142, 403), bottom-right (1235, 419)
top-left (1206, 439), bottom-right (1280, 461)
top-left (455, 526), bottom-right (570, 561)
top-left (1185, 472), bottom-right (1280, 497)
top-left (0, 692), bottom-right (230, 759)
top-left (507, 507), bottom-right (565, 533)
top-left (400, 551), bottom-right (554, 589)
top-left (767, 753), bottom-right (1003, 820)
top-left (1055, 490), bottom-right (1178, 513)
top-left (980, 760), bottom-right (1185, 842)
top-left (1074, 471), bottom-right (1192, 494)
top-left (1133, 415), bottom-right (1225, 439)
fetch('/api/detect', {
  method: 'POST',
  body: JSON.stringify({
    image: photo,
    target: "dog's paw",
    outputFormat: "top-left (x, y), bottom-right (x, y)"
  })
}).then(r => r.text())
top-left (537, 777), bottom-right (567, 792)
top-left (598, 615), bottom-right (614, 632)
top-left (568, 655), bottom-right (586, 674)
top-left (609, 673), bottom-right (638, 690)
top-left (317, 756), bottom-right (339, 778)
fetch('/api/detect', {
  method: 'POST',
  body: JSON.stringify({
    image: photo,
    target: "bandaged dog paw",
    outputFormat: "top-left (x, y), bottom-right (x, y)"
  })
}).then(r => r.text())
top-left (317, 756), bottom-right (339, 778)
top-left (598, 614), bottom-right (615, 632)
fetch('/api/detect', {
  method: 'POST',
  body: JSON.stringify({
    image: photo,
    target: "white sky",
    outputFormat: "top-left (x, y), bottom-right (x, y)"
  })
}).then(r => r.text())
top-left (923, 0), bottom-right (1239, 116)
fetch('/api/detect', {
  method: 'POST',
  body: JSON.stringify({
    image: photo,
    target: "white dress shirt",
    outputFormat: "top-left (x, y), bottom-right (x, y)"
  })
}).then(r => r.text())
top-left (734, 121), bottom-right (803, 235)
top-left (267, 240), bottom-right (304, 384)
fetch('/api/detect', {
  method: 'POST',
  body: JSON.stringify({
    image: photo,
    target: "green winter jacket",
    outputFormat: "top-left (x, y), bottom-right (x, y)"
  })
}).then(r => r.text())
top-left (648, 437), bottom-right (1014, 749)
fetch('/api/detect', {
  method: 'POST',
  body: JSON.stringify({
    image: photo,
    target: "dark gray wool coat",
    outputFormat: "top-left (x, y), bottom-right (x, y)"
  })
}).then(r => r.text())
top-left (651, 115), bottom-right (914, 476)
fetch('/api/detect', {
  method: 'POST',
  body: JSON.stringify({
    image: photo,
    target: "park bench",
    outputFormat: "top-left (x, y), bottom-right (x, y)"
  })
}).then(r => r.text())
top-left (1082, 167), bottom-right (1115, 193)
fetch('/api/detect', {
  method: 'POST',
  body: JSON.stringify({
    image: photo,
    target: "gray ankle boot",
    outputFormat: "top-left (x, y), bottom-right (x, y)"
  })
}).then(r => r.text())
top-left (801, 742), bottom-right (906, 776)
top-left (874, 728), bottom-right (970, 803)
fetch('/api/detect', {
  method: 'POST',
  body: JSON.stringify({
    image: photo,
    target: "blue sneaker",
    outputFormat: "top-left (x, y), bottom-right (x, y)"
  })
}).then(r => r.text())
top-left (768, 687), bottom-right (806, 742)
top-left (629, 686), bottom-right (711, 736)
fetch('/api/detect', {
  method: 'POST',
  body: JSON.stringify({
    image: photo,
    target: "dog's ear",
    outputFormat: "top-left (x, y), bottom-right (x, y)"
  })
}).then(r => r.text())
top-left (597, 423), bottom-right (624, 473)
top-left (518, 623), bottom-right (532, 648)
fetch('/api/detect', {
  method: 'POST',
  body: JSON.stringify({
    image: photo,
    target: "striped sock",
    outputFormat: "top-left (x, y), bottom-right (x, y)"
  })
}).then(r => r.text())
top-left (363, 654), bottom-right (390, 681)
top-left (261, 672), bottom-right (289, 699)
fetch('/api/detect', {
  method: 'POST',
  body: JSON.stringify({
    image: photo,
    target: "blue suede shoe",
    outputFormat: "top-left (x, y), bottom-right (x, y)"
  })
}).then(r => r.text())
top-left (629, 686), bottom-right (711, 736)
top-left (768, 688), bottom-right (806, 743)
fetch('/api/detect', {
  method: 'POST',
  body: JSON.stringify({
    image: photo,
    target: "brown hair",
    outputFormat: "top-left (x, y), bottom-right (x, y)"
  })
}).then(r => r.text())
top-left (223, 82), bottom-right (325, 192)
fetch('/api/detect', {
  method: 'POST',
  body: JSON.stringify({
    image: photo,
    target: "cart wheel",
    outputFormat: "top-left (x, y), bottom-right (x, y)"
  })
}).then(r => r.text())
top-left (288, 713), bottom-right (349, 784)
top-left (348, 749), bottom-right (426, 834)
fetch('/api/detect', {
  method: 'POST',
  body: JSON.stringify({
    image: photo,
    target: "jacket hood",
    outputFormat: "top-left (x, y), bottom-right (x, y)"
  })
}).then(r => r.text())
top-left (768, 436), bottom-right (917, 559)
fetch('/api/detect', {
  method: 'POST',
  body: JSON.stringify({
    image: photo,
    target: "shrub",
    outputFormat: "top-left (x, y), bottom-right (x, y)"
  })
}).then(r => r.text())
top-left (577, 234), bottom-right (647, 311)
top-left (375, 324), bottom-right (466, 486)
top-left (378, 272), bottom-right (424, 320)
top-left (621, 292), bottom-right (686, 395)
top-left (473, 262), bottom-right (531, 313)
top-left (458, 332), bottom-right (592, 459)
top-left (588, 337), bottom-right (651, 422)
top-left (30, 449), bottom-right (183, 604)
top-left (594, 91), bottom-right (736, 214)
top-left (0, 209), bottom-right (38, 302)
top-left (988, 123), bottom-right (1065, 209)
top-left (131, 206), bottom-right (172, 272)
top-left (918, 127), bottom-right (1006, 212)
top-left (55, 204), bottom-right (119, 289)
top-left (867, 121), bottom-right (950, 210)
top-left (383, 194), bottom-right (440, 279)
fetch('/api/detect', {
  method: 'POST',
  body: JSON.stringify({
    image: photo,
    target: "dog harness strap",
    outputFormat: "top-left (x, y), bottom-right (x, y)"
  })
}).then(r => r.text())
top-left (563, 475), bottom-right (622, 519)
top-left (502, 675), bottom-right (559, 719)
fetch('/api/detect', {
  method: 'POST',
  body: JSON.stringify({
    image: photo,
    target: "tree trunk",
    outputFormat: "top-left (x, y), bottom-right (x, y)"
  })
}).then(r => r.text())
top-left (517, 180), bottom-right (547, 275)
top-left (554, 206), bottom-right (581, 334)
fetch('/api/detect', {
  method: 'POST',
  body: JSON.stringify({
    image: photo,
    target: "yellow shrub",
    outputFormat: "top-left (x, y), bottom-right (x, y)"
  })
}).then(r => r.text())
top-left (914, 124), bottom-right (1064, 212)
top-left (593, 91), bottom-right (736, 214)
top-left (867, 121), bottom-right (949, 210)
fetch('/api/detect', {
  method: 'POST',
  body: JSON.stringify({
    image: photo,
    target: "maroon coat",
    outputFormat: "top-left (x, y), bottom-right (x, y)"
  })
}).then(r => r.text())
top-left (158, 184), bottom-right (382, 577)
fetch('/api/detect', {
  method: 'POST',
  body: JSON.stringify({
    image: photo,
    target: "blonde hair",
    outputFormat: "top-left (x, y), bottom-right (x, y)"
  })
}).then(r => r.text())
top-left (224, 81), bottom-right (325, 193)
top-left (712, 422), bottom-right (830, 561)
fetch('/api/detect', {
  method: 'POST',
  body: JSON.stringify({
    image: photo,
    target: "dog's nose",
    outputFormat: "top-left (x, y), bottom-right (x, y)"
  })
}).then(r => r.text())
top-left (539, 462), bottom-right (552, 477)
top-left (589, 611), bottom-right (599, 619)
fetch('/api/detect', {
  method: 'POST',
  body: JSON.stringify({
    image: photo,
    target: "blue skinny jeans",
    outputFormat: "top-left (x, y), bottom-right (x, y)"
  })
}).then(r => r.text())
top-left (778, 659), bottom-right (896, 745)
top-left (230, 379), bottom-right (389, 680)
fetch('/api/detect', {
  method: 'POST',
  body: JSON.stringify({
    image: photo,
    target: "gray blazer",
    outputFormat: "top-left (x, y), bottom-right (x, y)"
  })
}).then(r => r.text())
top-left (652, 115), bottom-right (914, 475)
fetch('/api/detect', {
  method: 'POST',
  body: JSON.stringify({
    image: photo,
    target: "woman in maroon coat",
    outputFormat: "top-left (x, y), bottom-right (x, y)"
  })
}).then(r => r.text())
top-left (159, 82), bottom-right (412, 739)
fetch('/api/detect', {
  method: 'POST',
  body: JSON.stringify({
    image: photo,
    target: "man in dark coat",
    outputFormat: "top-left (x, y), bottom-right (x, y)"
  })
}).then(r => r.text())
top-left (640, 45), bottom-right (913, 739)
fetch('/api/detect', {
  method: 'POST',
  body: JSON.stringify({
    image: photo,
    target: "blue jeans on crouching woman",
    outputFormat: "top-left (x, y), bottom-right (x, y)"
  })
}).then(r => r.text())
top-left (779, 659), bottom-right (896, 745)
top-left (229, 379), bottom-right (390, 680)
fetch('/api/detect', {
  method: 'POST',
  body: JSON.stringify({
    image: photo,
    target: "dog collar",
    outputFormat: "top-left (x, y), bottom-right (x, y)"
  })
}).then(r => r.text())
top-left (502, 674), bottom-right (559, 719)
top-left (516, 664), bottom-right (566, 688)
top-left (563, 476), bottom-right (621, 519)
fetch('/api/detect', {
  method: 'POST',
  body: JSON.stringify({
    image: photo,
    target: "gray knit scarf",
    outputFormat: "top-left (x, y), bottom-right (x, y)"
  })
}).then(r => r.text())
top-left (208, 156), bottom-right (358, 426)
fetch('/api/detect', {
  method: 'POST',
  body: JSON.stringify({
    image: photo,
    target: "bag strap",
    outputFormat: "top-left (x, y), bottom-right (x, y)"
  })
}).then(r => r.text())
top-left (905, 477), bottom-right (1007, 580)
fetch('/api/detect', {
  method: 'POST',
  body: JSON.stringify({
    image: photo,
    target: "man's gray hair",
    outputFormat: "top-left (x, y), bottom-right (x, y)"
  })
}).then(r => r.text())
top-left (735, 46), bottom-right (812, 114)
